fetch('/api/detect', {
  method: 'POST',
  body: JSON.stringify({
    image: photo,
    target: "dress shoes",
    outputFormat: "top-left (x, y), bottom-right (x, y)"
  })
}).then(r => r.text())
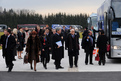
top-left (70, 66), bottom-right (73, 68)
top-left (59, 66), bottom-right (64, 69)
top-left (75, 65), bottom-right (78, 67)
top-left (90, 63), bottom-right (94, 65)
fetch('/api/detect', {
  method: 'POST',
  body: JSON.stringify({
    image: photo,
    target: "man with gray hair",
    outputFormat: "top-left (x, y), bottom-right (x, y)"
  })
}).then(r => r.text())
top-left (52, 27), bottom-right (64, 69)
top-left (66, 29), bottom-right (79, 68)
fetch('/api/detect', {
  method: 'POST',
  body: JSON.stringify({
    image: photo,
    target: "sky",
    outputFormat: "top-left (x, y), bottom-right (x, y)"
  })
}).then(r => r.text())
top-left (0, 0), bottom-right (105, 15)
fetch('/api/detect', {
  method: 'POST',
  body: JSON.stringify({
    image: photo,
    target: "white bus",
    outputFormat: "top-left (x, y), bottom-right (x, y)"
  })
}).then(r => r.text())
top-left (87, 13), bottom-right (98, 31)
top-left (97, 0), bottom-right (121, 58)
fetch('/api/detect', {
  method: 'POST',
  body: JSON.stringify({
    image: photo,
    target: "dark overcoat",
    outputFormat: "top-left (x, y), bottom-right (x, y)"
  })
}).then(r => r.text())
top-left (52, 33), bottom-right (63, 60)
top-left (3, 35), bottom-right (16, 61)
top-left (66, 33), bottom-right (80, 56)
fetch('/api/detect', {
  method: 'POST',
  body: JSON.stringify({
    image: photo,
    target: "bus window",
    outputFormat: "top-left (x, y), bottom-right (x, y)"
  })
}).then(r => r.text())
top-left (112, 22), bottom-right (119, 31)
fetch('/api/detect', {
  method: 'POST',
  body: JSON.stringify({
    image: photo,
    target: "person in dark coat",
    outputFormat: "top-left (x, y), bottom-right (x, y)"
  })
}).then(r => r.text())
top-left (97, 30), bottom-right (108, 65)
top-left (84, 31), bottom-right (95, 65)
top-left (61, 26), bottom-right (68, 50)
top-left (46, 28), bottom-right (52, 63)
top-left (2, 29), bottom-right (16, 72)
top-left (81, 27), bottom-right (88, 50)
top-left (66, 29), bottom-right (80, 68)
top-left (61, 26), bottom-right (68, 41)
top-left (26, 31), bottom-right (41, 71)
top-left (40, 30), bottom-right (50, 69)
top-left (17, 27), bottom-right (25, 59)
top-left (52, 28), bottom-right (64, 70)
top-left (0, 29), bottom-right (8, 68)
top-left (51, 29), bottom-right (56, 60)
top-left (12, 28), bottom-right (18, 61)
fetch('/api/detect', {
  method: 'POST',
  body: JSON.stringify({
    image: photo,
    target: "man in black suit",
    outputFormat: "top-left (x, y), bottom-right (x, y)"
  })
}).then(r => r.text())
top-left (97, 30), bottom-right (108, 65)
top-left (0, 29), bottom-right (8, 68)
top-left (3, 29), bottom-right (16, 72)
top-left (84, 31), bottom-right (95, 65)
top-left (52, 28), bottom-right (64, 70)
top-left (66, 29), bottom-right (79, 68)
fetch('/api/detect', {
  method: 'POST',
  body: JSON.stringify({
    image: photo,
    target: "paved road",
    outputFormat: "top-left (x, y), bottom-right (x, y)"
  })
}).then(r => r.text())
top-left (0, 39), bottom-right (121, 72)
top-left (0, 72), bottom-right (121, 81)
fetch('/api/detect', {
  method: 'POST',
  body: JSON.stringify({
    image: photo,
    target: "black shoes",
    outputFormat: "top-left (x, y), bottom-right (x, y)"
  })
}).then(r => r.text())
top-left (56, 66), bottom-right (64, 70)
top-left (59, 66), bottom-right (64, 69)
top-left (70, 66), bottom-right (73, 68)
top-left (90, 63), bottom-right (94, 65)
top-left (31, 66), bottom-right (33, 70)
top-left (44, 64), bottom-right (47, 69)
top-left (8, 65), bottom-right (14, 72)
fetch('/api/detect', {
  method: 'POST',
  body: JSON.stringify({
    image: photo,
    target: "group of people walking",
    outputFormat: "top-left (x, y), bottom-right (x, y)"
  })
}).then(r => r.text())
top-left (0, 25), bottom-right (80, 72)
top-left (82, 26), bottom-right (108, 66)
top-left (0, 25), bottom-right (108, 72)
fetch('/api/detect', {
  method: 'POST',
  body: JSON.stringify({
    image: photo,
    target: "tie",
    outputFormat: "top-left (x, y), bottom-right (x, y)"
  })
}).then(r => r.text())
top-left (5, 36), bottom-right (9, 48)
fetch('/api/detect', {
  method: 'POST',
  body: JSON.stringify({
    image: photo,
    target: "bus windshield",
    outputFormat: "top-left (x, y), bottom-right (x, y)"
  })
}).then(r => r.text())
top-left (91, 16), bottom-right (98, 30)
top-left (112, 1), bottom-right (121, 18)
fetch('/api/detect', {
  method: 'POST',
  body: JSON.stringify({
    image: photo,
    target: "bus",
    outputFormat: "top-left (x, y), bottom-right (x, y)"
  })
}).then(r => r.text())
top-left (97, 0), bottom-right (121, 58)
top-left (0, 24), bottom-right (8, 32)
top-left (87, 13), bottom-right (99, 43)
top-left (87, 13), bottom-right (98, 31)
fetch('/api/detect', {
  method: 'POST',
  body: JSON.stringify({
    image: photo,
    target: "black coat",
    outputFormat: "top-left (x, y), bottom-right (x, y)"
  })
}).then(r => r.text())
top-left (1, 34), bottom-right (7, 57)
top-left (40, 36), bottom-right (50, 60)
top-left (46, 33), bottom-right (52, 48)
top-left (17, 32), bottom-right (25, 51)
top-left (51, 34), bottom-right (56, 60)
top-left (52, 33), bottom-right (63, 60)
top-left (83, 35), bottom-right (95, 53)
top-left (97, 35), bottom-right (108, 52)
top-left (66, 33), bottom-right (79, 56)
top-left (3, 35), bottom-right (16, 61)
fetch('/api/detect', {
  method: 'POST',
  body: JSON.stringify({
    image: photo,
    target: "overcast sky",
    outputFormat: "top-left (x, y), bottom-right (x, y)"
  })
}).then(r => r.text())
top-left (0, 0), bottom-right (105, 15)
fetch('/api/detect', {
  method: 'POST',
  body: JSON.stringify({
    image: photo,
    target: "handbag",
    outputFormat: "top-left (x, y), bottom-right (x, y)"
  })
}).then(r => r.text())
top-left (107, 44), bottom-right (110, 52)
top-left (95, 54), bottom-right (100, 61)
top-left (23, 53), bottom-right (28, 64)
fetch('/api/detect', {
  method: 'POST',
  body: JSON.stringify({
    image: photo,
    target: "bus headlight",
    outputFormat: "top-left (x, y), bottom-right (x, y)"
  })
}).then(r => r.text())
top-left (113, 46), bottom-right (121, 50)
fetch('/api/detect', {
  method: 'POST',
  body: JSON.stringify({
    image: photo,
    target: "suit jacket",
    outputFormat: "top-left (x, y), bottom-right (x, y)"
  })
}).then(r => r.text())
top-left (3, 35), bottom-right (16, 61)
top-left (97, 35), bottom-right (108, 52)
top-left (52, 33), bottom-right (63, 60)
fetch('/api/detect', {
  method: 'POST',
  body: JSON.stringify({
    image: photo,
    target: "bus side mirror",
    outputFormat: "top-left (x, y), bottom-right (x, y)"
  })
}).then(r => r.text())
top-left (108, 8), bottom-right (114, 21)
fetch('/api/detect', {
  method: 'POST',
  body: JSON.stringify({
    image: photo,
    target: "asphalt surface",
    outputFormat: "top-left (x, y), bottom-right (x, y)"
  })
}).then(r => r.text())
top-left (0, 72), bottom-right (121, 81)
